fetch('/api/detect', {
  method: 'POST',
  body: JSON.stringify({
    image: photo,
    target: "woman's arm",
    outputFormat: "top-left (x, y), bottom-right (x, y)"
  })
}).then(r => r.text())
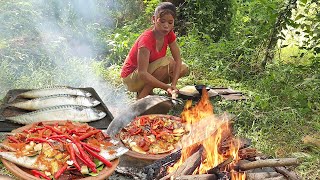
top-left (137, 47), bottom-right (171, 91)
top-left (169, 40), bottom-right (182, 88)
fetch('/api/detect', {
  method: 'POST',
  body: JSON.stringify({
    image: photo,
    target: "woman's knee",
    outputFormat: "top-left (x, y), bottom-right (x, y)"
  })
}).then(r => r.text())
top-left (180, 64), bottom-right (189, 77)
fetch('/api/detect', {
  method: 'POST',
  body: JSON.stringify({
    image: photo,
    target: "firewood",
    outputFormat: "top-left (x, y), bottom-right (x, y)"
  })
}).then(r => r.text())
top-left (274, 167), bottom-right (301, 180)
top-left (246, 172), bottom-right (283, 180)
top-left (206, 156), bottom-right (234, 174)
top-left (160, 147), bottom-right (203, 180)
top-left (220, 137), bottom-right (251, 150)
top-left (263, 177), bottom-right (287, 180)
top-left (238, 148), bottom-right (258, 159)
top-left (175, 174), bottom-right (218, 180)
top-left (115, 167), bottom-right (146, 180)
top-left (237, 158), bottom-right (299, 171)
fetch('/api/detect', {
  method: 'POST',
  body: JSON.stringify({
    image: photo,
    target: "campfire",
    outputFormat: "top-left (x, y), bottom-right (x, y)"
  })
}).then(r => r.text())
top-left (163, 88), bottom-right (245, 180)
top-left (143, 88), bottom-right (300, 180)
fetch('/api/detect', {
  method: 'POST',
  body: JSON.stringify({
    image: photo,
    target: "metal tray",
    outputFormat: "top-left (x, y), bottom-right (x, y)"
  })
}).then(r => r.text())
top-left (0, 88), bottom-right (114, 132)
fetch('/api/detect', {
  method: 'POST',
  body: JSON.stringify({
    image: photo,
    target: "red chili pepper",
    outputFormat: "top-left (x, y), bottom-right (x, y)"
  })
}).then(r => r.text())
top-left (66, 129), bottom-right (76, 135)
top-left (48, 134), bottom-right (68, 139)
top-left (74, 141), bottom-right (97, 173)
top-left (75, 151), bottom-right (88, 165)
top-left (129, 127), bottom-right (142, 135)
top-left (152, 119), bottom-right (164, 127)
top-left (151, 129), bottom-right (158, 136)
top-left (7, 136), bottom-right (19, 143)
top-left (79, 129), bottom-right (101, 140)
top-left (139, 117), bottom-right (147, 126)
top-left (80, 142), bottom-right (100, 152)
top-left (67, 143), bottom-right (81, 171)
top-left (44, 125), bottom-right (63, 135)
top-left (30, 170), bottom-right (51, 180)
top-left (54, 163), bottom-right (68, 179)
top-left (28, 127), bottom-right (45, 133)
top-left (83, 145), bottom-right (112, 168)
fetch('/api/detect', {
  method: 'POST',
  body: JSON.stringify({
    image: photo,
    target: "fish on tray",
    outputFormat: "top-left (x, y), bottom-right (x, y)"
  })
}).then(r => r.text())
top-left (8, 94), bottom-right (101, 110)
top-left (0, 121), bottom-right (128, 179)
top-left (16, 86), bottom-right (92, 99)
top-left (4, 105), bottom-right (106, 124)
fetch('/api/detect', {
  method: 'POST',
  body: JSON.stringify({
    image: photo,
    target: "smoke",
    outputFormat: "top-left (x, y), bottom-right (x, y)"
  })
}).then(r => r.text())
top-left (0, 0), bottom-right (131, 117)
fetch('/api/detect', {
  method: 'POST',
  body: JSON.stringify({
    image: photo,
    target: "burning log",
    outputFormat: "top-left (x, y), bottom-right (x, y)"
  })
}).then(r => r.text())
top-left (237, 158), bottom-right (299, 171)
top-left (206, 156), bottom-right (234, 174)
top-left (160, 146), bottom-right (203, 180)
top-left (144, 149), bottom-right (182, 180)
top-left (238, 148), bottom-right (259, 160)
top-left (175, 174), bottom-right (217, 180)
top-left (220, 137), bottom-right (251, 150)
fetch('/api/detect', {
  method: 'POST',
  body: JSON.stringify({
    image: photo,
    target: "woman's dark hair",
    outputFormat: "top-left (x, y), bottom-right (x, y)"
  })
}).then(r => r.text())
top-left (154, 2), bottom-right (176, 19)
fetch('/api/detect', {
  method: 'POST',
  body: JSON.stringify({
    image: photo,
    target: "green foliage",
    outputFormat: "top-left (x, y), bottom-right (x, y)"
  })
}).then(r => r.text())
top-left (176, 0), bottom-right (232, 41)
top-left (285, 0), bottom-right (320, 56)
top-left (230, 0), bottom-right (280, 42)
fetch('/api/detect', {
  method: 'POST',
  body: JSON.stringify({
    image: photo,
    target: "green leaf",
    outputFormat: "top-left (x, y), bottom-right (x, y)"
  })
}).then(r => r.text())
top-left (295, 14), bottom-right (305, 21)
top-left (300, 0), bottom-right (308, 4)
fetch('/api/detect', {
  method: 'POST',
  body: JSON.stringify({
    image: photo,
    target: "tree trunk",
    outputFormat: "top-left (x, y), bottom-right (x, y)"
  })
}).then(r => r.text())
top-left (261, 0), bottom-right (298, 68)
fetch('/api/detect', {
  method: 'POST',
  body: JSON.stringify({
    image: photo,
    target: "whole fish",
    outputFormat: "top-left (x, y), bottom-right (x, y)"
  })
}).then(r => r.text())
top-left (0, 142), bottom-right (128, 171)
top-left (5, 105), bottom-right (106, 124)
top-left (0, 151), bottom-right (47, 170)
top-left (100, 140), bottom-right (129, 161)
top-left (16, 86), bottom-right (91, 99)
top-left (8, 94), bottom-right (101, 110)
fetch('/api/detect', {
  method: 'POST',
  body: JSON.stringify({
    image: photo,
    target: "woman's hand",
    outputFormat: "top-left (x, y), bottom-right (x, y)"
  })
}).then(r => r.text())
top-left (167, 86), bottom-right (179, 99)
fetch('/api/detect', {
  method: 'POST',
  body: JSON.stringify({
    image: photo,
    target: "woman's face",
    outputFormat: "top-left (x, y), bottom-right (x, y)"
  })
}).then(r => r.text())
top-left (153, 13), bottom-right (174, 35)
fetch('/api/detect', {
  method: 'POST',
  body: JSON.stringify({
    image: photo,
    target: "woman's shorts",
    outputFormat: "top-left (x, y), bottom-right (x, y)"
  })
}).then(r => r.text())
top-left (122, 57), bottom-right (187, 92)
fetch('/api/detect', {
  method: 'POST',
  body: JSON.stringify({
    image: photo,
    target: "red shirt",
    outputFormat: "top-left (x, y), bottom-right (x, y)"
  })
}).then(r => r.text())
top-left (120, 29), bottom-right (176, 78)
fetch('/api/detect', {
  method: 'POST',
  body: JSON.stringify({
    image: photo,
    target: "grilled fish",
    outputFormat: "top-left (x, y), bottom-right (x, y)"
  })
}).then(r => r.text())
top-left (100, 140), bottom-right (129, 161)
top-left (5, 105), bottom-right (106, 124)
top-left (8, 94), bottom-right (100, 110)
top-left (17, 86), bottom-right (91, 99)
top-left (0, 151), bottom-right (48, 170)
top-left (0, 143), bottom-right (128, 171)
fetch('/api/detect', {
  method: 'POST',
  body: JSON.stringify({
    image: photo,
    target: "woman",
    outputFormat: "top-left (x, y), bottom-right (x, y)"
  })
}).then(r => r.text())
top-left (120, 2), bottom-right (189, 99)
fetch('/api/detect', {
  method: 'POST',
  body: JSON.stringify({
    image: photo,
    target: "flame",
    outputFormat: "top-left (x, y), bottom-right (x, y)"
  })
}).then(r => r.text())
top-left (168, 87), bottom-right (245, 180)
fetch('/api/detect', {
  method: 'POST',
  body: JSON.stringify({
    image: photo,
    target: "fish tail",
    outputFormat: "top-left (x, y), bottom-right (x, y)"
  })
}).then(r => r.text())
top-left (7, 93), bottom-right (19, 103)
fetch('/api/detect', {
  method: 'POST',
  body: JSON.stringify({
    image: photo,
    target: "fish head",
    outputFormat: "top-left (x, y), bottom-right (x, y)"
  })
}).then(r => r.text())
top-left (89, 108), bottom-right (106, 120)
top-left (79, 90), bottom-right (92, 97)
top-left (84, 92), bottom-right (92, 97)
top-left (90, 98), bottom-right (101, 107)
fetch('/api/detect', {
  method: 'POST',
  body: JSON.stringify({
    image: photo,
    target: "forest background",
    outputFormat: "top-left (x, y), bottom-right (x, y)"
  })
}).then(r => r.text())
top-left (0, 0), bottom-right (319, 179)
